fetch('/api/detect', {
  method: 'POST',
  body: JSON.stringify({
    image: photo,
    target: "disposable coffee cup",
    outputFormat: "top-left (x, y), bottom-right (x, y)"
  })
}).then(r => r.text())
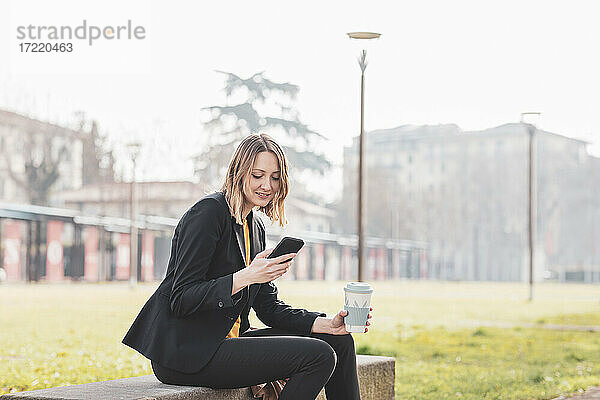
top-left (343, 282), bottom-right (373, 333)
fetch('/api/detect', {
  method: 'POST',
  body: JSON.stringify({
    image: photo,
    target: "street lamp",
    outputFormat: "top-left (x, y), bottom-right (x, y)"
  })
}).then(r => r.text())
top-left (347, 31), bottom-right (381, 282)
top-left (520, 112), bottom-right (541, 301)
top-left (127, 141), bottom-right (142, 288)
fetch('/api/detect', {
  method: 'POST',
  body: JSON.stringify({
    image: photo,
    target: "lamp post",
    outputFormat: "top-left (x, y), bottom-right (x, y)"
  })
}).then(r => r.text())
top-left (347, 31), bottom-right (381, 282)
top-left (127, 142), bottom-right (142, 288)
top-left (520, 112), bottom-right (540, 301)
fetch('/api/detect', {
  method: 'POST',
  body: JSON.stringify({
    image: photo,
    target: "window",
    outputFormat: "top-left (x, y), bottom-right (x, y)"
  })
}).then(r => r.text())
top-left (64, 145), bottom-right (72, 162)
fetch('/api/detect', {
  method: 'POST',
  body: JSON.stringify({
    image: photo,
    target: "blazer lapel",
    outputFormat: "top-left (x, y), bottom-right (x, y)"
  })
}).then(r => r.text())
top-left (232, 215), bottom-right (251, 313)
top-left (233, 218), bottom-right (247, 267)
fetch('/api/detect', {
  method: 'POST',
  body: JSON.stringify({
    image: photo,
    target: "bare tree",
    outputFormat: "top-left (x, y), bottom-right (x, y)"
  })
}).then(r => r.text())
top-left (4, 129), bottom-right (69, 205)
top-left (74, 111), bottom-right (115, 185)
top-left (2, 112), bottom-right (115, 206)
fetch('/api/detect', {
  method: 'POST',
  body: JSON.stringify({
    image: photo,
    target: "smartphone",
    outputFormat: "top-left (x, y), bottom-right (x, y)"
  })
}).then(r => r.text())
top-left (266, 236), bottom-right (304, 263)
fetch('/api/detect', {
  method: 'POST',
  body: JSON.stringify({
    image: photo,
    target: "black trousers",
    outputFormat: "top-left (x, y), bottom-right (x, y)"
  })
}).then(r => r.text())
top-left (151, 327), bottom-right (361, 400)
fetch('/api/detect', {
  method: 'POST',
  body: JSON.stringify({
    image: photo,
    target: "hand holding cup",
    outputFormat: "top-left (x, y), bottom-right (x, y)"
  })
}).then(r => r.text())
top-left (330, 307), bottom-right (373, 334)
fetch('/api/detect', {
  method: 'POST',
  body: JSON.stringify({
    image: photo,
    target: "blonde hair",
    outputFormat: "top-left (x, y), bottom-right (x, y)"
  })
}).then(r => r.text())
top-left (221, 133), bottom-right (289, 227)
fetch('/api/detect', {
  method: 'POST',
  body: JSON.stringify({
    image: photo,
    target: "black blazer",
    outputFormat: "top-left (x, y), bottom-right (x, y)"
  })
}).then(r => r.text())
top-left (122, 191), bottom-right (324, 373)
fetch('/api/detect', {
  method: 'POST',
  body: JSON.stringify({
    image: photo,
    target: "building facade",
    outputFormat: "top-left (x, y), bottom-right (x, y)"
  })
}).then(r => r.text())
top-left (339, 123), bottom-right (600, 282)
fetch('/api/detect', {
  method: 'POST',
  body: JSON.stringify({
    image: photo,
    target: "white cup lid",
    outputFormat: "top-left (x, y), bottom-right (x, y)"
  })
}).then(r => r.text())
top-left (344, 282), bottom-right (373, 294)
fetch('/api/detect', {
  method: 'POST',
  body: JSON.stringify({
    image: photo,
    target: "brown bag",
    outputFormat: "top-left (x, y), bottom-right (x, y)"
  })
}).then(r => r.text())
top-left (251, 379), bottom-right (288, 400)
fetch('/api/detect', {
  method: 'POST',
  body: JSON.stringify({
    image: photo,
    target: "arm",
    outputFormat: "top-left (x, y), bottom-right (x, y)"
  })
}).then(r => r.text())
top-left (253, 281), bottom-right (325, 334)
top-left (251, 217), bottom-right (324, 333)
top-left (169, 198), bottom-right (235, 318)
top-left (232, 268), bottom-right (253, 296)
top-left (311, 316), bottom-right (335, 334)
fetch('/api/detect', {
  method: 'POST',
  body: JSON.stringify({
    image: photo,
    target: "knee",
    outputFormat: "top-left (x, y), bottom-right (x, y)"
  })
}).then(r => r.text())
top-left (322, 343), bottom-right (337, 376)
top-left (311, 339), bottom-right (337, 375)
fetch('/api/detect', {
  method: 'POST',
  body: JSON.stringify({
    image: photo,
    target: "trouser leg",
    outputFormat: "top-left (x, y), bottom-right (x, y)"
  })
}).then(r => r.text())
top-left (151, 335), bottom-right (336, 400)
top-left (242, 328), bottom-right (361, 400)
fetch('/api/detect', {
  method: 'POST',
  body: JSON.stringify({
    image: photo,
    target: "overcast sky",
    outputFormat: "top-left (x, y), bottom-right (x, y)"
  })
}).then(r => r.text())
top-left (1, 0), bottom-right (599, 202)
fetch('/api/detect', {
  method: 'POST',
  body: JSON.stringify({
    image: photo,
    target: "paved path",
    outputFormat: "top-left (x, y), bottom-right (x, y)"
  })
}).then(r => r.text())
top-left (552, 387), bottom-right (600, 399)
top-left (459, 320), bottom-right (600, 332)
top-left (532, 324), bottom-right (600, 332)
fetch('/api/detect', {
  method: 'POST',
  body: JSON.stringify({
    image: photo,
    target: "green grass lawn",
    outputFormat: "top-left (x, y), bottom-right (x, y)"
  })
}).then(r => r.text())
top-left (0, 280), bottom-right (599, 399)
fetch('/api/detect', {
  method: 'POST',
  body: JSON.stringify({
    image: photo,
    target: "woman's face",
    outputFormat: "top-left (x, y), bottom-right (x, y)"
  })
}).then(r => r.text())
top-left (243, 151), bottom-right (281, 209)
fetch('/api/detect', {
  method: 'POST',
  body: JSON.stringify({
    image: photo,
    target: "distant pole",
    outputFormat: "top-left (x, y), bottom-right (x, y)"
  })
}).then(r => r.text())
top-left (127, 142), bottom-right (141, 288)
top-left (129, 159), bottom-right (138, 287)
top-left (521, 112), bottom-right (540, 301)
top-left (358, 52), bottom-right (366, 282)
top-left (347, 32), bottom-right (381, 282)
top-left (528, 123), bottom-right (535, 301)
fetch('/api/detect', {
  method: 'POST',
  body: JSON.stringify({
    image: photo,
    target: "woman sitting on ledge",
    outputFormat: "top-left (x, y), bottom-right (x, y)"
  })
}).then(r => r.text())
top-left (122, 133), bottom-right (372, 400)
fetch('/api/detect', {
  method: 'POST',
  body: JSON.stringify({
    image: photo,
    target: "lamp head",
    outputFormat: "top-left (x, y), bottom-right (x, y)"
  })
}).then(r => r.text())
top-left (347, 32), bottom-right (381, 40)
top-left (520, 112), bottom-right (541, 125)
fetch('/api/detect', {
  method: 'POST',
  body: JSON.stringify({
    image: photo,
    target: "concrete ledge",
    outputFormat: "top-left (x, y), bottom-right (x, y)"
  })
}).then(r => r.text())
top-left (2, 355), bottom-right (395, 400)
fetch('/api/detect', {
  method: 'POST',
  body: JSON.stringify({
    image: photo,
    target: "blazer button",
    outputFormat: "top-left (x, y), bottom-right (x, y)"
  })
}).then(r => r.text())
top-left (218, 301), bottom-right (224, 308)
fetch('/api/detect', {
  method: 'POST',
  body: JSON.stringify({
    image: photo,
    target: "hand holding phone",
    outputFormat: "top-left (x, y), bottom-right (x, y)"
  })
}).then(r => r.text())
top-left (241, 237), bottom-right (304, 285)
top-left (266, 236), bottom-right (304, 264)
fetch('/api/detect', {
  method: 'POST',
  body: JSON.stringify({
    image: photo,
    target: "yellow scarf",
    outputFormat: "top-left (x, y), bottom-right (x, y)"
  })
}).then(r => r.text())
top-left (226, 218), bottom-right (250, 338)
